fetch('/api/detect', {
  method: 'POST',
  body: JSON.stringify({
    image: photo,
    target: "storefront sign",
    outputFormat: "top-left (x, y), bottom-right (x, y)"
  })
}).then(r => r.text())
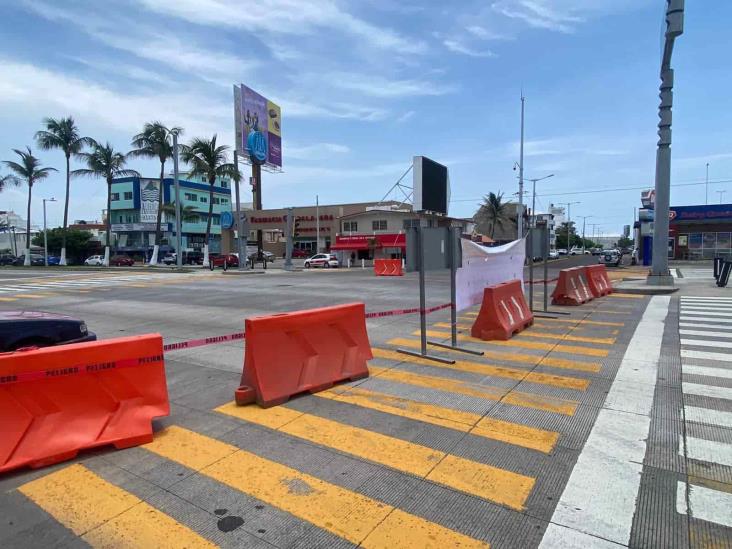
top-left (140, 181), bottom-right (160, 223)
top-left (670, 204), bottom-right (732, 222)
top-left (111, 223), bottom-right (170, 232)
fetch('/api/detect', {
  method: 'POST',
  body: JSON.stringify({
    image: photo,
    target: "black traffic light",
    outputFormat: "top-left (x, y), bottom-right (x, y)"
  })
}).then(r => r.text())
top-left (293, 220), bottom-right (301, 238)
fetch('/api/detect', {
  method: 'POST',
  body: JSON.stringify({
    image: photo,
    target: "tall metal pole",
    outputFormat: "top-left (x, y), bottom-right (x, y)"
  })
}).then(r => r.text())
top-left (316, 195), bottom-right (320, 253)
top-left (253, 163), bottom-right (263, 259)
top-left (717, 190), bottom-right (726, 204)
top-left (518, 94), bottom-right (525, 240)
top-left (43, 199), bottom-right (48, 266)
top-left (284, 207), bottom-right (294, 271)
top-left (649, 0), bottom-right (683, 286)
top-left (173, 132), bottom-right (183, 268)
top-left (706, 163), bottom-right (709, 205)
top-left (233, 150), bottom-right (246, 270)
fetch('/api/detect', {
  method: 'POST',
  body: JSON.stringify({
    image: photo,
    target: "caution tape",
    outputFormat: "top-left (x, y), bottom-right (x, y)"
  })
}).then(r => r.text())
top-left (0, 354), bottom-right (164, 386)
top-left (364, 302), bottom-right (452, 319)
top-left (162, 332), bottom-right (245, 352)
top-left (529, 277), bottom-right (559, 285)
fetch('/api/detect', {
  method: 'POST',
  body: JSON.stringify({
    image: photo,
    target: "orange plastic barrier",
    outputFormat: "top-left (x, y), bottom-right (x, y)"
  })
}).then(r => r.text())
top-left (471, 279), bottom-right (534, 341)
top-left (374, 259), bottom-right (403, 276)
top-left (551, 267), bottom-right (594, 305)
top-left (0, 334), bottom-right (169, 474)
top-left (235, 303), bottom-right (372, 408)
top-left (584, 264), bottom-right (614, 297)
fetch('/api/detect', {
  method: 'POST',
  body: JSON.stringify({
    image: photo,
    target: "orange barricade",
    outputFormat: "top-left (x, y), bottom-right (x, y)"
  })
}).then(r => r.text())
top-left (374, 259), bottom-right (404, 276)
top-left (0, 334), bottom-right (169, 474)
top-left (471, 279), bottom-right (534, 341)
top-left (584, 264), bottom-right (614, 297)
top-left (235, 303), bottom-right (372, 408)
top-left (551, 267), bottom-right (594, 305)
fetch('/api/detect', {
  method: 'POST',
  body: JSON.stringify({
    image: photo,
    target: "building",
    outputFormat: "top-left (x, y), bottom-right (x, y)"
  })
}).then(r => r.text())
top-left (0, 210), bottom-right (38, 254)
top-left (109, 176), bottom-right (233, 255)
top-left (667, 204), bottom-right (732, 260)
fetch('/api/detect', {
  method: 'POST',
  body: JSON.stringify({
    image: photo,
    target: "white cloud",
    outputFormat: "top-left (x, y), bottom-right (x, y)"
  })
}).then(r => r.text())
top-left (443, 39), bottom-right (496, 58)
top-left (286, 142), bottom-right (350, 160)
top-left (325, 73), bottom-right (454, 98)
top-left (135, 0), bottom-right (427, 54)
top-left (396, 110), bottom-right (415, 123)
top-left (465, 25), bottom-right (511, 40)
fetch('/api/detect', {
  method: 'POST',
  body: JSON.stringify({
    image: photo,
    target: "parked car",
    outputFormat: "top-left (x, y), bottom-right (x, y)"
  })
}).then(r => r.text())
top-left (0, 253), bottom-right (17, 266)
top-left (84, 255), bottom-right (104, 266)
top-left (248, 250), bottom-right (276, 262)
top-left (591, 247), bottom-right (603, 255)
top-left (0, 311), bottom-right (96, 352)
top-left (556, 249), bottom-right (568, 255)
top-left (46, 255), bottom-right (61, 266)
top-left (304, 253), bottom-right (339, 268)
top-left (548, 250), bottom-right (559, 259)
top-left (290, 248), bottom-right (310, 258)
top-left (110, 255), bottom-right (134, 266)
top-left (599, 249), bottom-right (621, 267)
top-left (209, 253), bottom-right (239, 269)
top-left (13, 254), bottom-right (45, 266)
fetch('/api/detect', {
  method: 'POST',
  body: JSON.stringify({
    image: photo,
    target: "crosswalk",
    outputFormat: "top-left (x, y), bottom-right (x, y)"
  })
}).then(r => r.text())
top-left (0, 273), bottom-right (189, 297)
top-left (677, 296), bottom-right (732, 533)
top-left (8, 296), bottom-right (637, 547)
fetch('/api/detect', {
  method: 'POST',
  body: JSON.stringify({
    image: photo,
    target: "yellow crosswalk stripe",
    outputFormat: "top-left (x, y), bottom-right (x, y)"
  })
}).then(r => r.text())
top-left (368, 365), bottom-right (577, 416)
top-left (318, 386), bottom-right (559, 453)
top-left (464, 312), bottom-right (625, 328)
top-left (373, 347), bottom-right (589, 390)
top-left (216, 402), bottom-right (535, 510)
top-left (388, 338), bottom-right (601, 373)
top-left (18, 464), bottom-right (216, 548)
top-left (0, 297), bottom-right (18, 301)
top-left (434, 323), bottom-right (615, 345)
top-left (607, 292), bottom-right (644, 299)
top-left (590, 310), bottom-right (630, 315)
top-left (414, 330), bottom-right (609, 358)
top-left (146, 426), bottom-right (488, 547)
top-left (14, 293), bottom-right (52, 298)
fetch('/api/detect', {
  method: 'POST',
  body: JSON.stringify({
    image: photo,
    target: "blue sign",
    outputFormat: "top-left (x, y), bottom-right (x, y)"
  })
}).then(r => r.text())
top-left (247, 130), bottom-right (268, 165)
top-left (670, 204), bottom-right (732, 223)
top-left (221, 211), bottom-right (234, 229)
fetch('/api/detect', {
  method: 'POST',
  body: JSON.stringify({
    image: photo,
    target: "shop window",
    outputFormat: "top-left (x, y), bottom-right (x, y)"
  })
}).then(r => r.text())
top-left (343, 221), bottom-right (358, 232)
top-left (123, 191), bottom-right (133, 200)
top-left (688, 233), bottom-right (702, 249)
top-left (703, 232), bottom-right (717, 249)
top-left (717, 233), bottom-right (731, 249)
top-left (372, 220), bottom-right (387, 231)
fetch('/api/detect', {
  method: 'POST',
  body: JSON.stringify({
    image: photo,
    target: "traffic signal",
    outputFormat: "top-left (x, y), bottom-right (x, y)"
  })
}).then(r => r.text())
top-left (293, 220), bottom-right (301, 238)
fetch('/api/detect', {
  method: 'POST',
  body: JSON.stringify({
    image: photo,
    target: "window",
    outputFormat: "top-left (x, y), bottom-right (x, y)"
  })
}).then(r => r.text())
top-left (212, 215), bottom-right (220, 226)
top-left (126, 215), bottom-right (133, 223)
top-left (111, 193), bottom-right (120, 201)
top-left (372, 220), bottom-right (387, 231)
top-left (343, 221), bottom-right (358, 232)
top-left (184, 193), bottom-right (197, 202)
top-left (123, 191), bottom-right (133, 200)
top-left (200, 196), bottom-right (207, 203)
top-left (221, 198), bottom-right (228, 205)
top-left (118, 216), bottom-right (123, 223)
top-left (187, 215), bottom-right (200, 224)
top-left (212, 197), bottom-right (220, 205)
top-left (402, 219), bottom-right (419, 230)
top-left (221, 180), bottom-right (229, 188)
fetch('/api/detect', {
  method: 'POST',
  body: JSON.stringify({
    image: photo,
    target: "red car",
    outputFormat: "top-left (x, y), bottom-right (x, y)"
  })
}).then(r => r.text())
top-left (209, 253), bottom-right (239, 269)
top-left (291, 248), bottom-right (310, 258)
top-left (110, 255), bottom-right (134, 266)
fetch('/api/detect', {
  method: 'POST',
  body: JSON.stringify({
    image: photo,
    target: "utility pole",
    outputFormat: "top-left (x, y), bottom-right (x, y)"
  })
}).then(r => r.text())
top-left (649, 0), bottom-right (684, 286)
top-left (233, 150), bottom-right (247, 270)
top-left (42, 198), bottom-right (56, 266)
top-left (561, 202), bottom-right (580, 250)
top-left (173, 131), bottom-right (183, 268)
top-left (706, 163), bottom-right (710, 205)
top-left (717, 190), bottom-right (726, 204)
top-left (578, 215), bottom-right (592, 253)
top-left (528, 174), bottom-right (554, 229)
top-left (315, 195), bottom-right (320, 253)
top-left (517, 94), bottom-right (525, 240)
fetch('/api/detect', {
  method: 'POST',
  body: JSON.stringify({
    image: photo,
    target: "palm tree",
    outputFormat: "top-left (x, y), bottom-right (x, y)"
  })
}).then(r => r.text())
top-left (1, 174), bottom-right (18, 193)
top-left (180, 135), bottom-right (235, 263)
top-left (3, 148), bottom-right (57, 265)
top-left (129, 122), bottom-right (183, 264)
top-left (474, 191), bottom-right (509, 239)
top-left (73, 141), bottom-right (139, 266)
top-left (35, 117), bottom-right (92, 265)
top-left (162, 201), bottom-right (199, 223)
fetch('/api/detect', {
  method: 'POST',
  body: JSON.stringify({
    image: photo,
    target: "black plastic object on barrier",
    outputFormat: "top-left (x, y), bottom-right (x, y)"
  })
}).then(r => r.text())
top-left (714, 257), bottom-right (723, 280)
top-left (717, 260), bottom-right (732, 287)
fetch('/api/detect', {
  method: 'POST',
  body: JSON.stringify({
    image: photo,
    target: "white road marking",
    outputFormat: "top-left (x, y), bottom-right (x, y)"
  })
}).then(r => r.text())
top-left (680, 329), bottom-right (732, 338)
top-left (680, 310), bottom-right (732, 317)
top-left (682, 296), bottom-right (732, 301)
top-left (681, 316), bottom-right (732, 324)
top-left (684, 406), bottom-right (732, 429)
top-left (682, 305), bottom-right (732, 311)
top-left (680, 338), bottom-right (732, 349)
top-left (540, 523), bottom-right (625, 548)
top-left (676, 481), bottom-right (732, 528)
top-left (681, 349), bottom-right (732, 362)
top-left (683, 382), bottom-right (732, 401)
top-left (682, 435), bottom-right (732, 468)
top-left (684, 364), bottom-right (732, 380)
top-left (680, 323), bottom-right (732, 330)
top-left (539, 296), bottom-right (670, 547)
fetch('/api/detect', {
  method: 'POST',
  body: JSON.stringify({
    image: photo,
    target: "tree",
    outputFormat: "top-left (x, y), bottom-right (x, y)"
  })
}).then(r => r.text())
top-left (555, 221), bottom-right (585, 249)
top-left (73, 141), bottom-right (139, 266)
top-left (129, 122), bottom-right (183, 263)
top-left (1, 174), bottom-right (19, 192)
top-left (617, 236), bottom-right (633, 249)
top-left (474, 192), bottom-right (509, 239)
top-left (180, 135), bottom-right (235, 261)
top-left (162, 201), bottom-right (198, 223)
top-left (3, 148), bottom-right (57, 265)
top-left (32, 228), bottom-right (93, 263)
top-left (35, 117), bottom-right (92, 265)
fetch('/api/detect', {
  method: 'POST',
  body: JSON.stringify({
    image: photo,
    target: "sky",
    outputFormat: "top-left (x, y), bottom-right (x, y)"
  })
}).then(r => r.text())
top-left (1, 0), bottom-right (731, 237)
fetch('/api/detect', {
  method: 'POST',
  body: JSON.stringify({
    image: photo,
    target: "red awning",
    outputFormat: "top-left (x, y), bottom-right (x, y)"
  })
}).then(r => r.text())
top-left (331, 233), bottom-right (407, 251)
top-left (330, 241), bottom-right (371, 251)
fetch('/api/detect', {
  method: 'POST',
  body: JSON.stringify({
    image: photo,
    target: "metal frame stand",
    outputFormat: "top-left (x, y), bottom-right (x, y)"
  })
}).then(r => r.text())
top-left (532, 221), bottom-right (569, 317)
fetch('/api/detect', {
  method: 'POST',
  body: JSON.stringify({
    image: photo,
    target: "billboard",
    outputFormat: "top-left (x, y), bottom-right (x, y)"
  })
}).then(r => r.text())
top-left (234, 84), bottom-right (282, 169)
top-left (413, 156), bottom-right (450, 215)
top-left (140, 180), bottom-right (160, 223)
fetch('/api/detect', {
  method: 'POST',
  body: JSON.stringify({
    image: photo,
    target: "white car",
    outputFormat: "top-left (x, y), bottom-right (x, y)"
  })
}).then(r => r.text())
top-left (304, 253), bottom-right (339, 268)
top-left (548, 250), bottom-right (559, 259)
top-left (84, 255), bottom-right (104, 266)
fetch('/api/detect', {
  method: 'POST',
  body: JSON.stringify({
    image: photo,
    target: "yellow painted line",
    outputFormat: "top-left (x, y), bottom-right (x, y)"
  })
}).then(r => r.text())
top-left (216, 403), bottom-right (535, 510)
top-left (389, 337), bottom-right (601, 373)
top-left (607, 292), bottom-right (644, 299)
top-left (126, 284), bottom-right (151, 288)
top-left (534, 317), bottom-right (624, 327)
top-left (437, 322), bottom-right (614, 345)
top-left (319, 386), bottom-right (559, 453)
top-left (18, 463), bottom-right (215, 547)
top-left (146, 426), bottom-right (488, 547)
top-left (0, 297), bottom-right (18, 301)
top-left (590, 310), bottom-right (630, 315)
top-left (368, 365), bottom-right (578, 416)
top-left (414, 330), bottom-right (609, 358)
top-left (14, 293), bottom-right (51, 298)
top-left (373, 347), bottom-right (589, 390)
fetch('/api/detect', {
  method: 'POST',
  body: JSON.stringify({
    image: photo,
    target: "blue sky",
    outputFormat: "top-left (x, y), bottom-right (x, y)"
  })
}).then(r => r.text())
top-left (1, 0), bottom-right (730, 237)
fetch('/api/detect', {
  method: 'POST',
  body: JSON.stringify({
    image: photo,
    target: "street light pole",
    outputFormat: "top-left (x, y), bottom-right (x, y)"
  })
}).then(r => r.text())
top-left (173, 131), bottom-right (183, 269)
top-left (316, 195), bottom-right (320, 253)
top-left (518, 94), bottom-right (525, 240)
top-left (528, 174), bottom-right (554, 229)
top-left (578, 215), bottom-right (593, 253)
top-left (649, 0), bottom-right (684, 286)
top-left (706, 163), bottom-right (710, 205)
top-left (717, 190), bottom-right (726, 204)
top-left (561, 202), bottom-right (580, 250)
top-left (42, 198), bottom-right (56, 266)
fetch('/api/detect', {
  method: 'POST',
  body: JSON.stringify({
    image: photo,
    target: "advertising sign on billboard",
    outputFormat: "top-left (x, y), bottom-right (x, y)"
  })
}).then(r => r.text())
top-left (234, 84), bottom-right (282, 169)
top-left (139, 180), bottom-right (160, 223)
